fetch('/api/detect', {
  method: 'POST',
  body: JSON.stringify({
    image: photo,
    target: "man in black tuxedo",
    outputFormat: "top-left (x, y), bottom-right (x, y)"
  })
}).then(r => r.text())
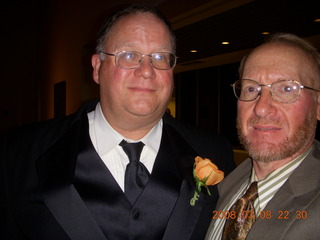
top-left (1, 4), bottom-right (234, 240)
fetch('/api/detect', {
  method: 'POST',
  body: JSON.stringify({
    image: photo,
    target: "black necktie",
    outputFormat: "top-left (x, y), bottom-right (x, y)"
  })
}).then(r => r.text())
top-left (119, 140), bottom-right (150, 204)
top-left (222, 181), bottom-right (259, 240)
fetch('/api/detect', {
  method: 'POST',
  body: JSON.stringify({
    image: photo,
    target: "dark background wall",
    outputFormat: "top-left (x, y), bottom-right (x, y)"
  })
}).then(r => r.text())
top-left (1, 0), bottom-right (319, 153)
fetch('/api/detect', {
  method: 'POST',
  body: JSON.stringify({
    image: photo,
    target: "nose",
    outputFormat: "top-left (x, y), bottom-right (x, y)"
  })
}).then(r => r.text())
top-left (134, 56), bottom-right (156, 79)
top-left (253, 87), bottom-right (277, 117)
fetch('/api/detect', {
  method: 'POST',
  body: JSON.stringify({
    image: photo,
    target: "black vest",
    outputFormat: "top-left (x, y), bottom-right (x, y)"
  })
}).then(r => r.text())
top-left (73, 122), bottom-right (183, 240)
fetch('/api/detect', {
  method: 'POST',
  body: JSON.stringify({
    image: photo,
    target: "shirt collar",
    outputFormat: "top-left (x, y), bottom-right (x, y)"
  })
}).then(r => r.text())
top-left (91, 102), bottom-right (162, 156)
top-left (250, 144), bottom-right (314, 183)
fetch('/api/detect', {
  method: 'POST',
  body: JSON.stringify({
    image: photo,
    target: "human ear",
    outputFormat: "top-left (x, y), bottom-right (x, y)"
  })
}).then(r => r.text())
top-left (91, 54), bottom-right (101, 84)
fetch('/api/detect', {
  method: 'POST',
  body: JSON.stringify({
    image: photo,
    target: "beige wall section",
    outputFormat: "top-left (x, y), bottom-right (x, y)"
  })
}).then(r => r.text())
top-left (167, 98), bottom-right (176, 118)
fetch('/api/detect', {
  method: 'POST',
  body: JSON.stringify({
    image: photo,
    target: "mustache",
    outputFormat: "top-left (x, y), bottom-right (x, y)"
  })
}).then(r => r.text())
top-left (249, 116), bottom-right (280, 126)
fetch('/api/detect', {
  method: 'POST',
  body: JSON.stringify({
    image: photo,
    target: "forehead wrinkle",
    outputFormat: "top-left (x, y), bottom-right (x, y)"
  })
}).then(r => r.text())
top-left (106, 13), bottom-right (173, 54)
top-left (243, 43), bottom-right (315, 85)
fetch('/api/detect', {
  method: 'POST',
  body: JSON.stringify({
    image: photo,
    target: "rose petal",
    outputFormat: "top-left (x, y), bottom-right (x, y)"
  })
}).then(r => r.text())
top-left (195, 156), bottom-right (224, 185)
top-left (206, 170), bottom-right (224, 185)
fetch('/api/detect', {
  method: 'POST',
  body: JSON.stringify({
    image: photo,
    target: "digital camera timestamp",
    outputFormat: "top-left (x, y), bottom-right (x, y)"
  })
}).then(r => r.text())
top-left (212, 210), bottom-right (308, 220)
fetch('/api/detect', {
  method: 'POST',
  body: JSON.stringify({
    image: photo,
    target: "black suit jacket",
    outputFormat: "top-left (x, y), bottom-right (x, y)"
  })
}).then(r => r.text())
top-left (1, 100), bottom-right (235, 240)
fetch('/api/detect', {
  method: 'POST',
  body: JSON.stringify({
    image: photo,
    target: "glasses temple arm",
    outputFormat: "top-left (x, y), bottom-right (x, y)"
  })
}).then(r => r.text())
top-left (303, 86), bottom-right (320, 93)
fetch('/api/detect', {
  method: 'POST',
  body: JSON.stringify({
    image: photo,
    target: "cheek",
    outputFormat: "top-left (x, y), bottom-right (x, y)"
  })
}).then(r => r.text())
top-left (102, 63), bottom-right (128, 83)
top-left (237, 103), bottom-right (253, 131)
top-left (285, 95), bottom-right (316, 132)
top-left (285, 106), bottom-right (310, 135)
top-left (164, 79), bottom-right (174, 97)
top-left (99, 67), bottom-right (127, 97)
top-left (157, 71), bottom-right (174, 95)
top-left (164, 72), bottom-right (174, 88)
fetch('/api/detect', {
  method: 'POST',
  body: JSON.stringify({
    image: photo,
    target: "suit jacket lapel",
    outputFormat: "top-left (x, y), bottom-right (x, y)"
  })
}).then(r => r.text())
top-left (206, 158), bottom-right (252, 235)
top-left (216, 159), bottom-right (252, 212)
top-left (36, 114), bottom-right (107, 240)
top-left (160, 123), bottom-right (216, 240)
top-left (145, 124), bottom-right (183, 195)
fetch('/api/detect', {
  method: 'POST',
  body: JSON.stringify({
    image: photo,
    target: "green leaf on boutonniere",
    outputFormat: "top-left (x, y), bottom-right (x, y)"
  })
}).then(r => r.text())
top-left (190, 168), bottom-right (211, 206)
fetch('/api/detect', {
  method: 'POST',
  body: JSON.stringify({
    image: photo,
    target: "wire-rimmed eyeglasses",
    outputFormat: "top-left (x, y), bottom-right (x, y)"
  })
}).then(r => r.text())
top-left (231, 79), bottom-right (320, 103)
top-left (100, 51), bottom-right (177, 70)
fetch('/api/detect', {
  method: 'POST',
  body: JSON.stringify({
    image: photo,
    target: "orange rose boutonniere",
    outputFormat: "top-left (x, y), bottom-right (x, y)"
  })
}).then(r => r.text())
top-left (190, 156), bottom-right (224, 206)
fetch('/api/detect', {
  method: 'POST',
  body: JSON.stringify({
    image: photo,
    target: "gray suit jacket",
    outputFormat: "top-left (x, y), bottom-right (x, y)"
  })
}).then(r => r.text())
top-left (206, 140), bottom-right (320, 240)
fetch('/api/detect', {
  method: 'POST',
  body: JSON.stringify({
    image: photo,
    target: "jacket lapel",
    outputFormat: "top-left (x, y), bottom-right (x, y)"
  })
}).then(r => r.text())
top-left (216, 159), bottom-right (252, 212)
top-left (36, 113), bottom-right (107, 240)
top-left (161, 123), bottom-right (216, 240)
top-left (205, 158), bottom-right (252, 238)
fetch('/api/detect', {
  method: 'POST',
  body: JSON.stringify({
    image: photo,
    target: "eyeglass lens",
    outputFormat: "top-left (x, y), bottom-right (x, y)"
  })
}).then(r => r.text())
top-left (233, 79), bottom-right (302, 103)
top-left (116, 51), bottom-right (175, 70)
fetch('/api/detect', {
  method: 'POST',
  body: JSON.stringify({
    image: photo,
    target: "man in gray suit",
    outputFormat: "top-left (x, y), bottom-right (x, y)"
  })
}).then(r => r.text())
top-left (205, 33), bottom-right (320, 240)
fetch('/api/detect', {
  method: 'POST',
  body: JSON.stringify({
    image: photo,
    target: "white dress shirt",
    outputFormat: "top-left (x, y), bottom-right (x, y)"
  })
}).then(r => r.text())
top-left (87, 102), bottom-right (162, 191)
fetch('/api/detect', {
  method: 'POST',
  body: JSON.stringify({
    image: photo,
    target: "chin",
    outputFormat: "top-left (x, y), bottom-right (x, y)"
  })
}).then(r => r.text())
top-left (246, 143), bottom-right (284, 163)
top-left (129, 107), bottom-right (158, 118)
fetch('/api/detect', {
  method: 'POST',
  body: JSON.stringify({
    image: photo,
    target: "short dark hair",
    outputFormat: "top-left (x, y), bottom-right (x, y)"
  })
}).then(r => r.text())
top-left (96, 4), bottom-right (176, 53)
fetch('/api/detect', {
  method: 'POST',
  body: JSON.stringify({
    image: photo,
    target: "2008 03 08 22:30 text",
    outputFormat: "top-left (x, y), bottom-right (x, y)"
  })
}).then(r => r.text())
top-left (212, 210), bottom-right (308, 220)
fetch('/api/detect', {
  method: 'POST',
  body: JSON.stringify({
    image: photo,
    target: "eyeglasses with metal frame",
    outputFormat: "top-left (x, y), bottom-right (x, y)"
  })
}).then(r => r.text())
top-left (231, 79), bottom-right (320, 103)
top-left (100, 50), bottom-right (177, 70)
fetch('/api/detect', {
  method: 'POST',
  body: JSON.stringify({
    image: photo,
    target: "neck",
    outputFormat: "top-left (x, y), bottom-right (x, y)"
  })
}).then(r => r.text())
top-left (107, 115), bottom-right (160, 141)
top-left (100, 106), bottom-right (163, 141)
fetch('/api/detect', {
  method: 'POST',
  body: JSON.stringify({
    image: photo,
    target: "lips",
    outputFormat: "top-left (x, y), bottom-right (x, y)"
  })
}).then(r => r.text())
top-left (129, 86), bottom-right (156, 92)
top-left (249, 117), bottom-right (282, 131)
top-left (253, 125), bottom-right (281, 131)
